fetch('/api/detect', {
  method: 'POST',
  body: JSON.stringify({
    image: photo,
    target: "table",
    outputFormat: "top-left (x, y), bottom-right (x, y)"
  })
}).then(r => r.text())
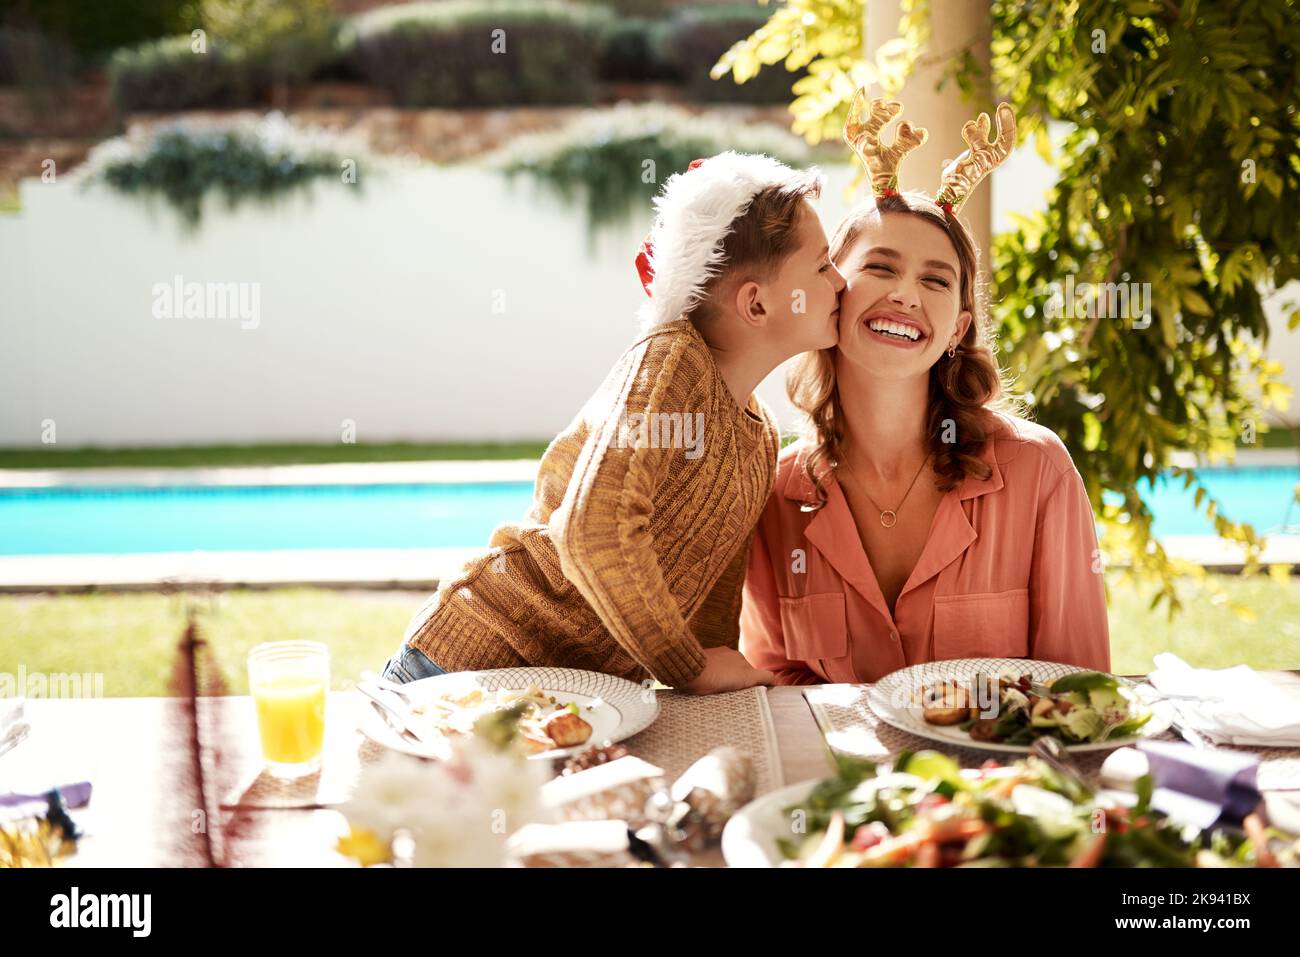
top-left (5, 675), bottom-right (1298, 866)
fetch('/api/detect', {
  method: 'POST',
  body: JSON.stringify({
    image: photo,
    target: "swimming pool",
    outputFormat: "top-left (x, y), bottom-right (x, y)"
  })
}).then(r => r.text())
top-left (0, 467), bottom-right (1296, 555)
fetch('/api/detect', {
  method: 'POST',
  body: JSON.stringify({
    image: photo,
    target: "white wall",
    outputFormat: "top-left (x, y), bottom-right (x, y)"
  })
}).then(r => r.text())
top-left (0, 164), bottom-right (870, 447)
top-left (1, 156), bottom-right (1294, 449)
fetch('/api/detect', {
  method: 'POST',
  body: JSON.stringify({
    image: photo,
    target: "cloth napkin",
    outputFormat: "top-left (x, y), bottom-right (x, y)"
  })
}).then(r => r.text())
top-left (1146, 652), bottom-right (1300, 746)
top-left (1143, 739), bottom-right (1261, 829)
top-left (1100, 741), bottom-right (1262, 830)
top-left (0, 781), bottom-right (93, 821)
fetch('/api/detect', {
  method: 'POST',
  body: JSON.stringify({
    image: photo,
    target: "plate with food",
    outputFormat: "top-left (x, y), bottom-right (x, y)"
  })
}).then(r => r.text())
top-left (865, 658), bottom-right (1174, 753)
top-left (358, 666), bottom-right (659, 760)
top-left (721, 750), bottom-right (1294, 867)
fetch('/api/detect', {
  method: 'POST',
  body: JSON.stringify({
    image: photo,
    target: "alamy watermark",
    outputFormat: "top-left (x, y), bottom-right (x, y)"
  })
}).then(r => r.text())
top-left (1, 665), bottom-right (104, 698)
top-left (151, 274), bottom-right (261, 330)
top-left (1043, 274), bottom-right (1151, 328)
top-left (615, 411), bottom-right (705, 460)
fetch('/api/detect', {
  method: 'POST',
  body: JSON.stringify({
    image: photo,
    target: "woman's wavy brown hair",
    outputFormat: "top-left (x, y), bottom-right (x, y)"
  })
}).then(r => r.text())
top-left (789, 190), bottom-right (1023, 509)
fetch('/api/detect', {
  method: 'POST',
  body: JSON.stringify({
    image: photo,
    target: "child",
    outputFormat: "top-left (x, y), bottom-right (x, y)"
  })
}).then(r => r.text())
top-left (382, 152), bottom-right (846, 694)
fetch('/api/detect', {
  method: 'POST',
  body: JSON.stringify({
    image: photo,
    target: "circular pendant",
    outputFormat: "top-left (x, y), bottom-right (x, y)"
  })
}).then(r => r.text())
top-left (880, 509), bottom-right (898, 528)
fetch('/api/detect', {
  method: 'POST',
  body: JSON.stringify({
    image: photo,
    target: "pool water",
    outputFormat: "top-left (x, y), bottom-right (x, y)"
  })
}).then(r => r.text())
top-left (0, 482), bottom-right (536, 555)
top-left (0, 467), bottom-right (1296, 555)
top-left (1113, 465), bottom-right (1299, 539)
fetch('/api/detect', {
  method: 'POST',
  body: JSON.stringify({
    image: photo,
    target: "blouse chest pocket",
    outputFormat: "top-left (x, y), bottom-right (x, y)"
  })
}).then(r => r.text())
top-left (932, 588), bottom-right (1030, 661)
top-left (778, 593), bottom-right (849, 668)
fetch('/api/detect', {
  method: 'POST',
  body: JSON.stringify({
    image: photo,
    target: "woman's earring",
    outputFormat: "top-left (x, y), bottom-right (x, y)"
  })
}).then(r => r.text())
top-left (946, 340), bottom-right (957, 359)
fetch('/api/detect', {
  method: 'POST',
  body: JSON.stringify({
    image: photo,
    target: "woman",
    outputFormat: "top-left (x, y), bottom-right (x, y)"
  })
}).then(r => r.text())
top-left (739, 103), bottom-right (1109, 684)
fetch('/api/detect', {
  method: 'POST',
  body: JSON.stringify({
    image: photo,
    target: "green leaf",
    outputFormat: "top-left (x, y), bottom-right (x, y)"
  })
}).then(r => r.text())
top-left (1050, 671), bottom-right (1119, 694)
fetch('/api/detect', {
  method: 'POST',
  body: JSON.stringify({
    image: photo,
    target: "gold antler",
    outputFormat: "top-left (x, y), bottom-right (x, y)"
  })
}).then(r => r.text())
top-left (843, 91), bottom-right (928, 198)
top-left (935, 102), bottom-right (1017, 214)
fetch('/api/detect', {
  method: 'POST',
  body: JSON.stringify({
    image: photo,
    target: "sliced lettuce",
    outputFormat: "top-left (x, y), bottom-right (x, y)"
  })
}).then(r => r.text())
top-left (893, 750), bottom-right (971, 791)
top-left (1049, 670), bottom-right (1120, 695)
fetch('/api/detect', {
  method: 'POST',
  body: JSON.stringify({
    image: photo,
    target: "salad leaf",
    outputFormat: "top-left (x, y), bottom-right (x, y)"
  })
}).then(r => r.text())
top-left (893, 750), bottom-right (971, 791)
top-left (1049, 671), bottom-right (1120, 695)
top-left (1133, 773), bottom-right (1154, 816)
top-left (1101, 711), bottom-right (1153, 739)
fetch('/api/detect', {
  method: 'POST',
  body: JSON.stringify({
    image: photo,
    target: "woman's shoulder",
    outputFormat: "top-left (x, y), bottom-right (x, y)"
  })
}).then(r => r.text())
top-left (771, 437), bottom-right (828, 505)
top-left (984, 411), bottom-right (1077, 484)
top-left (775, 436), bottom-right (814, 475)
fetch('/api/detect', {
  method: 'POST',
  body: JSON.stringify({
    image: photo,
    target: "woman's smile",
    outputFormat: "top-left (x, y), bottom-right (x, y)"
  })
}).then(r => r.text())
top-left (861, 310), bottom-right (929, 349)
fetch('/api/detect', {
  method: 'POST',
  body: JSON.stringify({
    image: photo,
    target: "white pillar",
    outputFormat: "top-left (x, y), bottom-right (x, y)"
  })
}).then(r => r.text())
top-left (864, 0), bottom-right (994, 266)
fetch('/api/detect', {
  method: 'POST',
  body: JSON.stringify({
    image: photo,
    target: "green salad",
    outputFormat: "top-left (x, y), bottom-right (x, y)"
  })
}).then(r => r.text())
top-left (947, 670), bottom-right (1153, 745)
top-left (776, 751), bottom-right (1294, 868)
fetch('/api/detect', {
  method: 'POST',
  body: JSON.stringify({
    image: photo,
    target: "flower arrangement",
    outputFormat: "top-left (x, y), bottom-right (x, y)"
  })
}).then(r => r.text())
top-left (337, 714), bottom-right (550, 868)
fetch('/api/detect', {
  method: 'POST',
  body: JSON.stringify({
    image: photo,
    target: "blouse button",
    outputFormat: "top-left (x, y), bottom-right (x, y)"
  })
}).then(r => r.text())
top-left (889, 630), bottom-right (899, 642)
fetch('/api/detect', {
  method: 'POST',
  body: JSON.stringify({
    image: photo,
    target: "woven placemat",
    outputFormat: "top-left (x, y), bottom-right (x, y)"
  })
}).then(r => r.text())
top-left (620, 686), bottom-right (784, 794)
top-left (221, 687), bottom-right (785, 809)
top-left (804, 684), bottom-right (1300, 792)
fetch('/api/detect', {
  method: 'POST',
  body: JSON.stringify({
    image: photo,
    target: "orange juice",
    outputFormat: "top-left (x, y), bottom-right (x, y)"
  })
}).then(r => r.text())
top-left (248, 641), bottom-right (330, 777)
top-left (252, 672), bottom-right (327, 765)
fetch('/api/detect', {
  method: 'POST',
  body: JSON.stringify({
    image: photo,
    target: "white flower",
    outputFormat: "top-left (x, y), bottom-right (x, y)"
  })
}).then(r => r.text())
top-left (342, 736), bottom-right (547, 867)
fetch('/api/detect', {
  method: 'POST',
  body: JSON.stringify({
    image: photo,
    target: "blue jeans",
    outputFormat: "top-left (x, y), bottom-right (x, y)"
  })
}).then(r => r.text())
top-left (380, 642), bottom-right (448, 684)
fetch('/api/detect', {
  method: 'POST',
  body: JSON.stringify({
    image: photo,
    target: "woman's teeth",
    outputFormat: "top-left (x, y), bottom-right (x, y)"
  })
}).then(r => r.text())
top-left (867, 319), bottom-right (923, 341)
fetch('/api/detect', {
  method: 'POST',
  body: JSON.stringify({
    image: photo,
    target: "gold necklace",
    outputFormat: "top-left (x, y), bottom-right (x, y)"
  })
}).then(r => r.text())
top-left (838, 452), bottom-right (932, 528)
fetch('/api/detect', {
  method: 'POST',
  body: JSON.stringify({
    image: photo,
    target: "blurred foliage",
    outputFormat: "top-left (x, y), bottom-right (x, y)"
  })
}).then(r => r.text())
top-left (92, 1), bottom-right (852, 111)
top-left (109, 34), bottom-right (257, 111)
top-left (199, 0), bottom-right (337, 88)
top-left (0, 25), bottom-right (78, 89)
top-left (714, 0), bottom-right (1300, 617)
top-left (341, 0), bottom-right (611, 107)
top-left (487, 103), bottom-right (826, 244)
top-left (655, 4), bottom-right (809, 102)
top-left (0, 0), bottom-right (198, 61)
top-left (568, 0), bottom-right (681, 14)
top-left (85, 114), bottom-right (359, 229)
top-left (595, 17), bottom-right (677, 83)
top-left (711, 0), bottom-right (930, 146)
top-left (106, 0), bottom-right (336, 110)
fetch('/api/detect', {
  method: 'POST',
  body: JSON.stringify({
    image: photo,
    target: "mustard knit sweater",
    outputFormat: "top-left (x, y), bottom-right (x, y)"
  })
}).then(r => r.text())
top-left (405, 317), bottom-right (781, 687)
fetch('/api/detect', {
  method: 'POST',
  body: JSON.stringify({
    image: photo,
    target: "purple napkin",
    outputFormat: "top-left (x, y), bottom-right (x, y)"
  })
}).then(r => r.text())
top-left (0, 781), bottom-right (92, 820)
top-left (1136, 739), bottom-right (1260, 829)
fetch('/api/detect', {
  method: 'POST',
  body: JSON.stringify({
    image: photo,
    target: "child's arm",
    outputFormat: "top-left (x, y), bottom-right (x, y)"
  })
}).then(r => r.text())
top-left (549, 335), bottom-right (709, 687)
top-left (687, 534), bottom-right (752, 649)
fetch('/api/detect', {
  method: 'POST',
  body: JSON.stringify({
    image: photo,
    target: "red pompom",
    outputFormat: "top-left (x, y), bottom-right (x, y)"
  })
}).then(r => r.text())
top-left (635, 237), bottom-right (654, 296)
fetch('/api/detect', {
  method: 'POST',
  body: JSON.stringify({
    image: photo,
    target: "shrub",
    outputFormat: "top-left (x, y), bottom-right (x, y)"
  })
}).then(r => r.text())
top-left (83, 113), bottom-right (364, 228)
top-left (341, 0), bottom-right (613, 107)
top-left (655, 4), bottom-right (807, 103)
top-left (109, 35), bottom-right (258, 112)
top-left (488, 103), bottom-right (818, 238)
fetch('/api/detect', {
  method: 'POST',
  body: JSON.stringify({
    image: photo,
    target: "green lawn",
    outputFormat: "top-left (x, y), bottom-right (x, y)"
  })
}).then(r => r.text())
top-left (0, 441), bottom-right (551, 469)
top-left (0, 576), bottom-right (1296, 696)
top-left (0, 425), bottom-right (1292, 469)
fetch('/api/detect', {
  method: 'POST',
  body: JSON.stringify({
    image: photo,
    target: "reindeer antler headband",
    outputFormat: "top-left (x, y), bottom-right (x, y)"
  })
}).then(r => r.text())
top-left (843, 89), bottom-right (1017, 216)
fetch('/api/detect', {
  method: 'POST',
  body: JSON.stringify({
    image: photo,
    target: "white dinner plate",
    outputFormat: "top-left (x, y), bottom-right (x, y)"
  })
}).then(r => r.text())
top-left (358, 666), bottom-right (659, 761)
top-left (865, 657), bottom-right (1175, 754)
top-left (721, 779), bottom-right (820, 867)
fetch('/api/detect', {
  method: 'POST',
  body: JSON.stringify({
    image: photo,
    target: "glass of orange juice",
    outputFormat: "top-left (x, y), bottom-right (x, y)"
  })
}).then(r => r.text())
top-left (248, 641), bottom-right (329, 778)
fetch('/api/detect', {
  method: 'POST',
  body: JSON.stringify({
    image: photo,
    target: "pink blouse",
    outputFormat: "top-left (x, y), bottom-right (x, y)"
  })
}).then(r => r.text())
top-left (740, 414), bottom-right (1111, 684)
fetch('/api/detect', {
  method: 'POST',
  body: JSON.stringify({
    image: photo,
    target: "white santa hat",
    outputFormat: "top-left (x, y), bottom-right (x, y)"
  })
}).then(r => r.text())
top-left (636, 151), bottom-right (823, 331)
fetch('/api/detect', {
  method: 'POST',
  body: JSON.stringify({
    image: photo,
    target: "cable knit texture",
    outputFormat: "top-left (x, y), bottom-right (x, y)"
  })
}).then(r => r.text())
top-left (405, 318), bottom-right (781, 687)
